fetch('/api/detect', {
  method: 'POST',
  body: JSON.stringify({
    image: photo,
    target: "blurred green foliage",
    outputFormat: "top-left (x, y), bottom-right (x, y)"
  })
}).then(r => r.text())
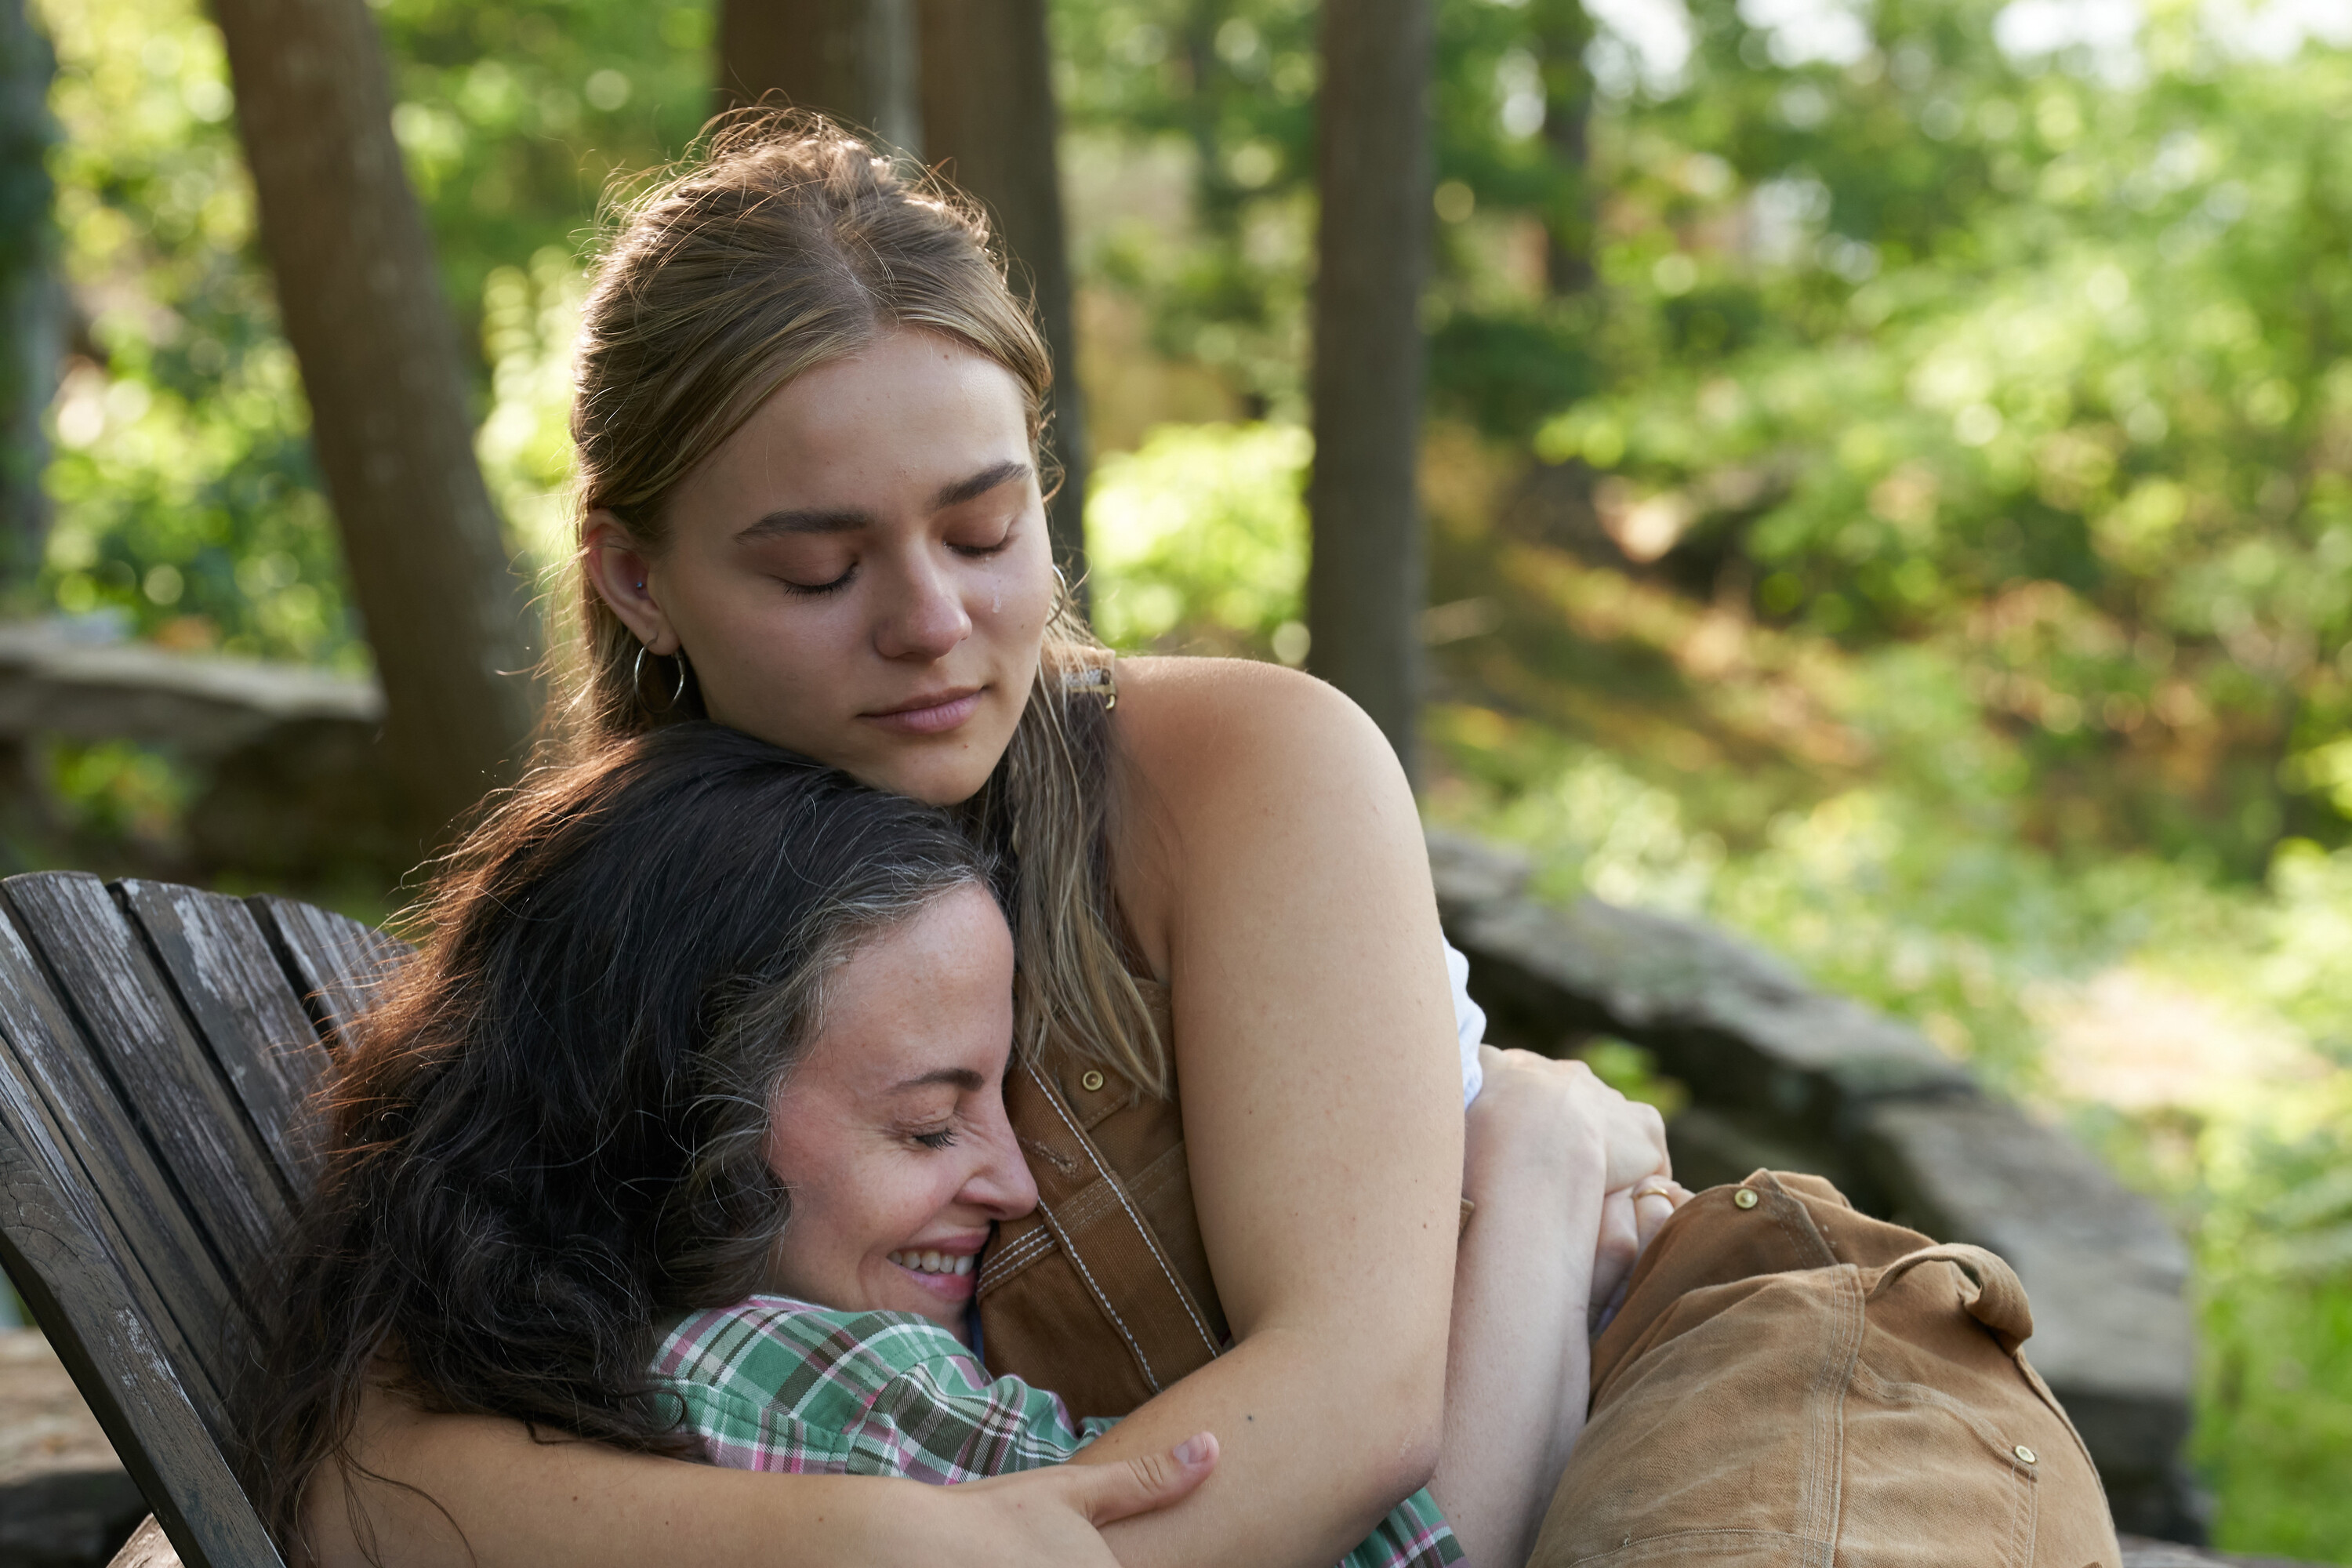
top-left (1062, 0), bottom-right (2352, 874)
top-left (1085, 418), bottom-right (2352, 1555)
top-left (1087, 420), bottom-right (1310, 654)
top-left (29, 0), bottom-right (707, 665)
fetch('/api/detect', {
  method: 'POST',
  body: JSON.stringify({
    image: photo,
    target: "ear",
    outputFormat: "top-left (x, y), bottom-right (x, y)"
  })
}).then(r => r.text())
top-left (583, 511), bottom-right (682, 656)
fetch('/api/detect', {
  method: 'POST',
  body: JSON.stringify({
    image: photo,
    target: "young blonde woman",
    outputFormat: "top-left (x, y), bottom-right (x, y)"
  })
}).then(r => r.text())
top-left (308, 111), bottom-right (1676, 1568)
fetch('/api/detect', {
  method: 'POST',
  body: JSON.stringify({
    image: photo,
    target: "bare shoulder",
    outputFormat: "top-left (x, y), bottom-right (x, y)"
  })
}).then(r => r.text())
top-left (1105, 657), bottom-right (1427, 963)
top-left (1109, 655), bottom-right (1405, 809)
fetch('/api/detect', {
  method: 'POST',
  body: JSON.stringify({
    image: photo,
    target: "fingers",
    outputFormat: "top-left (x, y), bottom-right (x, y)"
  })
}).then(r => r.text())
top-left (1074, 1432), bottom-right (1220, 1525)
top-left (1632, 1178), bottom-right (1690, 1254)
top-left (1589, 1189), bottom-right (1640, 1336)
top-left (1473, 1049), bottom-right (1672, 1189)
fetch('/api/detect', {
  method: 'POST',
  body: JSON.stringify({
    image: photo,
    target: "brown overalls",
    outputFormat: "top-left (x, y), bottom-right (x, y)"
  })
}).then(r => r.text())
top-left (976, 981), bottom-right (1226, 1419)
top-left (975, 991), bottom-right (2123, 1565)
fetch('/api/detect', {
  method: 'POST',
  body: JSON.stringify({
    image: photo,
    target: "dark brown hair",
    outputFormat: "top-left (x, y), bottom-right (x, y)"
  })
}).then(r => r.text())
top-left (234, 723), bottom-right (995, 1555)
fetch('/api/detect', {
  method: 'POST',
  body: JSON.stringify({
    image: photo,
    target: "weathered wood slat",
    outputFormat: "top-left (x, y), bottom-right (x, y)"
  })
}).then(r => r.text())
top-left (0, 1033), bottom-right (283, 1568)
top-left (2, 875), bottom-right (287, 1302)
top-left (107, 1516), bottom-right (180, 1568)
top-left (247, 895), bottom-right (408, 1051)
top-left (115, 880), bottom-right (328, 1193)
top-left (0, 905), bottom-right (237, 1410)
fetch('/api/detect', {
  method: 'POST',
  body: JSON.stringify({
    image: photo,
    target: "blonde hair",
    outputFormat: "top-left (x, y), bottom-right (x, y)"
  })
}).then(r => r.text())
top-left (561, 110), bottom-right (1167, 1094)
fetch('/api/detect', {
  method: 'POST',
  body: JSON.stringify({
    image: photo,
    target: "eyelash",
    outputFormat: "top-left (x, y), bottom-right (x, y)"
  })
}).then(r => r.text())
top-left (912, 1126), bottom-right (959, 1150)
top-left (783, 565), bottom-right (856, 597)
top-left (781, 527), bottom-right (1015, 597)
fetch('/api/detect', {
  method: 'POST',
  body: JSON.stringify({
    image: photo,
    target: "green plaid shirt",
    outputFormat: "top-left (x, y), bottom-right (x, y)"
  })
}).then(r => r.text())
top-left (652, 1296), bottom-right (1464, 1568)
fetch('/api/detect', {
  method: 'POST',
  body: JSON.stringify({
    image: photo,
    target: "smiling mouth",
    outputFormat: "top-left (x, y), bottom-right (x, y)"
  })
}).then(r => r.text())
top-left (887, 1249), bottom-right (976, 1277)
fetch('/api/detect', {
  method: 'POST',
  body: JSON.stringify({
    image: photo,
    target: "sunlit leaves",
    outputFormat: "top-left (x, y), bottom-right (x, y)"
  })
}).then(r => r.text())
top-left (1084, 420), bottom-right (1310, 656)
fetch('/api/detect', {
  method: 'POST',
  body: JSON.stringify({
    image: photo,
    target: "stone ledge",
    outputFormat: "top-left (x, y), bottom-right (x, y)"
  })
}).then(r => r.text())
top-left (0, 624), bottom-right (379, 756)
top-left (1428, 826), bottom-right (2204, 1541)
top-left (1428, 830), bottom-right (1976, 1134)
top-left (2121, 1537), bottom-right (2321, 1566)
top-left (0, 1330), bottom-right (146, 1568)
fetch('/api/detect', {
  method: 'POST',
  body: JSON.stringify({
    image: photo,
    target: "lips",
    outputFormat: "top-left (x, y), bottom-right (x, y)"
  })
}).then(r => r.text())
top-left (862, 688), bottom-right (984, 736)
top-left (887, 1243), bottom-right (983, 1306)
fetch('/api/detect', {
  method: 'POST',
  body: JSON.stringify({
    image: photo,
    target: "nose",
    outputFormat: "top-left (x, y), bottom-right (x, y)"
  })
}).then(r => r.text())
top-left (958, 1101), bottom-right (1040, 1221)
top-left (873, 549), bottom-right (973, 662)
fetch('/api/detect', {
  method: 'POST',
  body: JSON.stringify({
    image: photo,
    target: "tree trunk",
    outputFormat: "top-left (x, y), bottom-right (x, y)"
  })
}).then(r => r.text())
top-left (209, 0), bottom-right (535, 848)
top-left (1305, 0), bottom-right (1432, 782)
top-left (716, 0), bottom-right (921, 154)
top-left (916, 0), bottom-right (1088, 590)
top-left (1536, 0), bottom-right (1595, 295)
top-left (0, 0), bottom-right (59, 596)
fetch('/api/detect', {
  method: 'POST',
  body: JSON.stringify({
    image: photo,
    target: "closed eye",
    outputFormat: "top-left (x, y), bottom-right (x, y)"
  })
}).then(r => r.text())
top-left (782, 562), bottom-right (858, 596)
top-left (912, 1126), bottom-right (960, 1149)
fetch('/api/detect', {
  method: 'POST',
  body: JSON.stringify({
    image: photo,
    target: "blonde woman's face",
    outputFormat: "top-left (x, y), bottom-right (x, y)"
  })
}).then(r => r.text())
top-left (591, 329), bottom-right (1056, 805)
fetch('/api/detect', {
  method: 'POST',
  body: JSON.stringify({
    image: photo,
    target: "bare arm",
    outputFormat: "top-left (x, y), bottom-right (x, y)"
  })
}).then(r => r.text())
top-left (1432, 1048), bottom-right (1685, 1567)
top-left (307, 1382), bottom-right (1217, 1568)
top-left (1069, 659), bottom-right (1465, 1568)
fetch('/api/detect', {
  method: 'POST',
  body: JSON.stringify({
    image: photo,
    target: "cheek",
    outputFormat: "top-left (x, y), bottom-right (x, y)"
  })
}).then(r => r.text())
top-left (982, 543), bottom-right (1058, 641)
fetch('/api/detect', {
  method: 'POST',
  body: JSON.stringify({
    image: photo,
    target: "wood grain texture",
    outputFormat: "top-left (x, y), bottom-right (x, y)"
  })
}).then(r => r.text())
top-left (106, 1515), bottom-right (181, 1568)
top-left (245, 895), bottom-right (408, 1051)
top-left (0, 1015), bottom-right (282, 1568)
top-left (3, 873), bottom-right (286, 1295)
top-left (0, 895), bottom-right (236, 1409)
top-left (116, 880), bottom-right (328, 1192)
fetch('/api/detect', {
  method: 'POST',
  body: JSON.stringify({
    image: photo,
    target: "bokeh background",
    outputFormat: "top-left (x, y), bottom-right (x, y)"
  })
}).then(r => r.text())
top-left (7, 0), bottom-right (2352, 1553)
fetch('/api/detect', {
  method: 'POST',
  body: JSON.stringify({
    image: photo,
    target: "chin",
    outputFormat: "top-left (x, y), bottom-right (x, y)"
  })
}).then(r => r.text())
top-left (877, 740), bottom-right (1013, 808)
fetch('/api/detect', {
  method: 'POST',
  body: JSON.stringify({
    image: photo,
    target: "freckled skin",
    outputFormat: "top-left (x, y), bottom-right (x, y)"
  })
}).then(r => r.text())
top-left (762, 884), bottom-right (1040, 1341)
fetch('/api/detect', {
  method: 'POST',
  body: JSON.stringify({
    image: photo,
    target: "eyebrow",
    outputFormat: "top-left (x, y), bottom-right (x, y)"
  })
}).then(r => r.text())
top-left (734, 460), bottom-right (1031, 543)
top-left (891, 1067), bottom-right (986, 1093)
top-left (932, 459), bottom-right (1031, 510)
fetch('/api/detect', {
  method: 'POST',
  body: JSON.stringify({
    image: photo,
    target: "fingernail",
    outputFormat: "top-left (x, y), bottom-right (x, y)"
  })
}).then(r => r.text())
top-left (1174, 1432), bottom-right (1215, 1466)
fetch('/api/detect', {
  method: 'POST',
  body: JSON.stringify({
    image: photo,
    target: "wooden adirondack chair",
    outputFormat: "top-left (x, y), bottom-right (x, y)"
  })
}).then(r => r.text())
top-left (0, 869), bottom-right (405, 1568)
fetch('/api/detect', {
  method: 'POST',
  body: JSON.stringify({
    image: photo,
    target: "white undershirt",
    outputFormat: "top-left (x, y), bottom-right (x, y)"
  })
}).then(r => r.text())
top-left (1446, 938), bottom-right (1486, 1107)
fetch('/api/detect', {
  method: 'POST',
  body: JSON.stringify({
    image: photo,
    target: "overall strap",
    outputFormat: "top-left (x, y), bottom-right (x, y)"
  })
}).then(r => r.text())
top-left (995, 1056), bottom-right (1223, 1392)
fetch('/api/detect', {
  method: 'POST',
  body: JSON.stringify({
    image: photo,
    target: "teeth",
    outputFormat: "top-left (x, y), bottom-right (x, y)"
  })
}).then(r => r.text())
top-left (888, 1249), bottom-right (975, 1276)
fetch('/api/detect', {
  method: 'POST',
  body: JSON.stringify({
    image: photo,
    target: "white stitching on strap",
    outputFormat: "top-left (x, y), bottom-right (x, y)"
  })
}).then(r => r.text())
top-left (980, 1225), bottom-right (1055, 1282)
top-left (1022, 1058), bottom-right (1221, 1365)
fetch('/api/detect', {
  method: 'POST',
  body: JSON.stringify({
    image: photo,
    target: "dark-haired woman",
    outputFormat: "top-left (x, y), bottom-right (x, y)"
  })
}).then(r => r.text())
top-left (307, 113), bottom-right (1673, 1568)
top-left (251, 724), bottom-right (1617, 1568)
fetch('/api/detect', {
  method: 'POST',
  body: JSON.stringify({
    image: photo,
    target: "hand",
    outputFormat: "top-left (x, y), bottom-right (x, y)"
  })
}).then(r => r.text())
top-left (939, 1432), bottom-right (1219, 1566)
top-left (1591, 1178), bottom-right (1693, 1336)
top-left (1474, 1046), bottom-right (1671, 1192)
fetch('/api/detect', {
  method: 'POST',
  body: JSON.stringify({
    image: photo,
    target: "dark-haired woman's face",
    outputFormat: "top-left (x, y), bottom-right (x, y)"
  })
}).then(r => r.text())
top-left (760, 884), bottom-right (1036, 1338)
top-left (589, 329), bottom-right (1058, 806)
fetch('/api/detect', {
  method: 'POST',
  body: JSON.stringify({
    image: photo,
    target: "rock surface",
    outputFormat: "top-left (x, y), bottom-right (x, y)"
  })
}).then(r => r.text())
top-left (0, 1330), bottom-right (147, 1568)
top-left (2121, 1538), bottom-right (2321, 1566)
top-left (1429, 826), bottom-right (2205, 1541)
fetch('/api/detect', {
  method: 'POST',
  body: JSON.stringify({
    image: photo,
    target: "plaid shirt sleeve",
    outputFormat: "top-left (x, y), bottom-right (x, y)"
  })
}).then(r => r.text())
top-left (652, 1295), bottom-right (1462, 1568)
